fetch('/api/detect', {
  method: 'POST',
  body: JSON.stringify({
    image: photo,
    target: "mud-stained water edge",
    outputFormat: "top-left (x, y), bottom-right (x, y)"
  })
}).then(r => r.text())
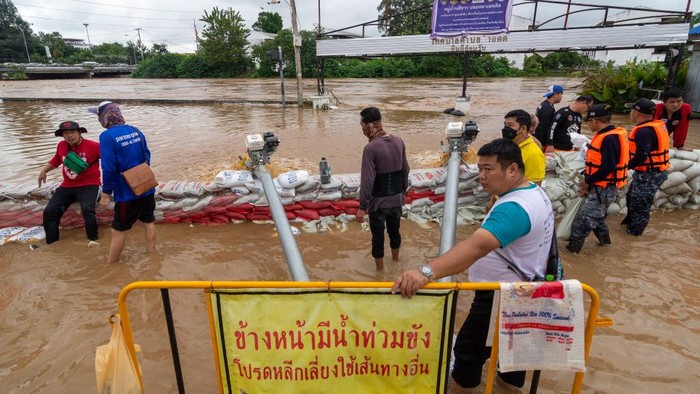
top-left (0, 77), bottom-right (698, 393)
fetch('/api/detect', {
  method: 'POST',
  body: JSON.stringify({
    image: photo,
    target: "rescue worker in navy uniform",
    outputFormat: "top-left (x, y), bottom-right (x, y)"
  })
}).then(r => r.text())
top-left (545, 95), bottom-right (593, 153)
top-left (622, 98), bottom-right (670, 236)
top-left (566, 104), bottom-right (629, 254)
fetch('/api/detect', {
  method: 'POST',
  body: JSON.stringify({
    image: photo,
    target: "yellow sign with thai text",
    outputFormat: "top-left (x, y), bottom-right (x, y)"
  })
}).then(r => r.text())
top-left (210, 288), bottom-right (456, 393)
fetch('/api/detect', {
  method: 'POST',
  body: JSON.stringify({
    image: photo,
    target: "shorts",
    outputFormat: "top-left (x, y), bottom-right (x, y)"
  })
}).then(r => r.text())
top-left (112, 194), bottom-right (156, 231)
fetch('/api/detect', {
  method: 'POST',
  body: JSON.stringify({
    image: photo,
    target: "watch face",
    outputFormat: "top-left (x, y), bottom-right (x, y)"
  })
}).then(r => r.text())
top-left (420, 265), bottom-right (432, 278)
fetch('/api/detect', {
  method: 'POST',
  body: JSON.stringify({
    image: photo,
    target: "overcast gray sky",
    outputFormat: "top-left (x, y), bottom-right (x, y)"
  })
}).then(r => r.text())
top-left (12, 0), bottom-right (700, 53)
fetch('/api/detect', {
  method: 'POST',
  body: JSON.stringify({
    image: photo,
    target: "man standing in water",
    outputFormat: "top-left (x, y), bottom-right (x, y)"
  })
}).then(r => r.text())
top-left (654, 87), bottom-right (692, 150)
top-left (39, 121), bottom-right (101, 246)
top-left (356, 107), bottom-right (410, 271)
top-left (90, 101), bottom-right (157, 263)
top-left (566, 104), bottom-right (629, 254)
top-left (392, 139), bottom-right (555, 393)
top-left (545, 95), bottom-right (593, 153)
top-left (534, 84), bottom-right (564, 149)
top-left (623, 98), bottom-right (670, 236)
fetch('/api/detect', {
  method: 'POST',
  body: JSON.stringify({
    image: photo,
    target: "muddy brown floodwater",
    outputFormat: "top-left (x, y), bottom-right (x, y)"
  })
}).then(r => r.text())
top-left (0, 77), bottom-right (698, 393)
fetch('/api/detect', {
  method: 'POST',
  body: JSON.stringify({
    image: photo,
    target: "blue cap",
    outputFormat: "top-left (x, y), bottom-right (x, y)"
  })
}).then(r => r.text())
top-left (543, 84), bottom-right (564, 98)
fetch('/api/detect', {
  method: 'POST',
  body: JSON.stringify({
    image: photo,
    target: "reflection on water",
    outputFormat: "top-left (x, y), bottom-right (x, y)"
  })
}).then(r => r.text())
top-left (0, 78), bottom-right (699, 393)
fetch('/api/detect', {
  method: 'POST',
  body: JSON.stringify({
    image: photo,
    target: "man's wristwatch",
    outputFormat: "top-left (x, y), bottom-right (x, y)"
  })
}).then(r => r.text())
top-left (418, 264), bottom-right (434, 280)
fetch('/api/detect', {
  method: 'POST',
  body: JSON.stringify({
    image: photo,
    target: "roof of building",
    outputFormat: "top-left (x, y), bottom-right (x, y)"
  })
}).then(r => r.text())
top-left (689, 25), bottom-right (700, 35)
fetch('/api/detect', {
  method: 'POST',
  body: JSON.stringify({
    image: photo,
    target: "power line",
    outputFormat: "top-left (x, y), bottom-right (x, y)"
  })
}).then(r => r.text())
top-left (57, 0), bottom-right (199, 13)
top-left (15, 3), bottom-right (194, 22)
top-left (21, 14), bottom-right (193, 29)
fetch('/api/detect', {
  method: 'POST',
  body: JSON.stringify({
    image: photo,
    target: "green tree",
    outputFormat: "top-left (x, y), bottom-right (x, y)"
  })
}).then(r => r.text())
top-left (376, 0), bottom-right (432, 36)
top-left (0, 0), bottom-right (37, 62)
top-left (132, 53), bottom-right (182, 78)
top-left (91, 42), bottom-right (130, 64)
top-left (149, 43), bottom-right (169, 55)
top-left (252, 11), bottom-right (283, 33)
top-left (199, 7), bottom-right (251, 77)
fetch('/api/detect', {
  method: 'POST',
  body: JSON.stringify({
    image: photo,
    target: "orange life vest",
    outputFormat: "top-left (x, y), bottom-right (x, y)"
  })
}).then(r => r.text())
top-left (629, 120), bottom-right (670, 172)
top-left (584, 127), bottom-right (630, 188)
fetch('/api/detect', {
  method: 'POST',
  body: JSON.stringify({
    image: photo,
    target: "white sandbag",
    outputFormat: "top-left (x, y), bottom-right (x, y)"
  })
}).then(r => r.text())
top-left (230, 186), bottom-right (250, 195)
top-left (155, 200), bottom-right (176, 210)
top-left (618, 198), bottom-right (626, 209)
top-left (215, 170), bottom-right (254, 188)
top-left (654, 198), bottom-right (668, 208)
top-left (342, 190), bottom-right (359, 199)
top-left (202, 182), bottom-right (224, 193)
top-left (434, 180), bottom-right (476, 195)
top-left (683, 203), bottom-right (700, 210)
top-left (607, 202), bottom-right (621, 215)
top-left (409, 168), bottom-right (448, 188)
top-left (171, 197), bottom-right (200, 210)
top-left (688, 176), bottom-right (700, 194)
top-left (570, 133), bottom-right (591, 150)
top-left (158, 180), bottom-right (187, 198)
top-left (319, 177), bottom-right (343, 192)
top-left (673, 150), bottom-right (699, 161)
top-left (660, 172), bottom-right (688, 190)
top-left (457, 195), bottom-right (477, 206)
top-left (29, 182), bottom-right (60, 200)
top-left (562, 197), bottom-right (580, 210)
top-left (659, 202), bottom-right (676, 211)
top-left (0, 226), bottom-right (26, 245)
top-left (542, 178), bottom-right (572, 202)
top-left (334, 173), bottom-right (362, 189)
top-left (669, 195), bottom-right (689, 206)
top-left (458, 164), bottom-right (479, 180)
top-left (619, 206), bottom-right (627, 216)
top-left (296, 178), bottom-right (320, 194)
top-left (316, 190), bottom-right (343, 201)
top-left (246, 180), bottom-right (264, 194)
top-left (682, 163), bottom-right (700, 180)
top-left (1, 183), bottom-right (37, 200)
top-left (411, 197), bottom-right (434, 208)
top-left (183, 181), bottom-right (208, 197)
top-left (662, 183), bottom-right (692, 195)
top-left (277, 170), bottom-right (309, 189)
top-left (689, 194), bottom-right (700, 205)
top-left (7, 226), bottom-right (45, 243)
top-left (655, 189), bottom-right (669, 199)
top-left (669, 158), bottom-right (694, 172)
top-left (273, 179), bottom-right (296, 197)
top-left (557, 197), bottom-right (584, 240)
top-left (233, 193), bottom-right (260, 205)
top-left (551, 200), bottom-right (563, 212)
top-left (182, 195), bottom-right (213, 212)
top-left (293, 192), bottom-right (318, 202)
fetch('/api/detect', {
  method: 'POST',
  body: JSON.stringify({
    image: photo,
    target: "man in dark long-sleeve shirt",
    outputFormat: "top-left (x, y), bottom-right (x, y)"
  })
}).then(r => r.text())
top-left (567, 104), bottom-right (629, 254)
top-left (622, 98), bottom-right (670, 236)
top-left (534, 84), bottom-right (563, 148)
top-left (356, 107), bottom-right (410, 270)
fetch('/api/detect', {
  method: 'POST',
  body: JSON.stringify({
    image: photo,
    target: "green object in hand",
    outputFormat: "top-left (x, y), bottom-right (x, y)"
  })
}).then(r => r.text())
top-left (64, 151), bottom-right (89, 174)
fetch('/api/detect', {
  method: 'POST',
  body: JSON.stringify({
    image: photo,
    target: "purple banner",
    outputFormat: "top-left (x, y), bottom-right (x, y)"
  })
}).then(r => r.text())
top-left (431, 0), bottom-right (513, 38)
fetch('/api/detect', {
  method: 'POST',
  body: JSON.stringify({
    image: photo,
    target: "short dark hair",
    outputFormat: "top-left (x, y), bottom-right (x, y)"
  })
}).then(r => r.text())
top-left (662, 88), bottom-right (684, 102)
top-left (360, 107), bottom-right (382, 123)
top-left (504, 109), bottom-right (532, 130)
top-left (592, 114), bottom-right (612, 123)
top-left (477, 138), bottom-right (524, 173)
top-left (575, 95), bottom-right (593, 104)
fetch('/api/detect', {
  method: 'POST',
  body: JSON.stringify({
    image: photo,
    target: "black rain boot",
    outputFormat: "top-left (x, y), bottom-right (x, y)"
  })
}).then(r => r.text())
top-left (592, 229), bottom-right (612, 246)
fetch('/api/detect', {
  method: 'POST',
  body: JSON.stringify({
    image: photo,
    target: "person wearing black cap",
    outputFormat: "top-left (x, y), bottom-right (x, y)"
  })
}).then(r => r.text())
top-left (622, 97), bottom-right (670, 236)
top-left (38, 121), bottom-right (101, 246)
top-left (534, 84), bottom-right (564, 149)
top-left (565, 104), bottom-right (629, 254)
top-left (545, 95), bottom-right (593, 153)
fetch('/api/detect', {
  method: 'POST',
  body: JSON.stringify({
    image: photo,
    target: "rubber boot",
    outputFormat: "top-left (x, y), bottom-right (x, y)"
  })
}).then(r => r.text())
top-left (565, 238), bottom-right (584, 254)
top-left (375, 258), bottom-right (384, 271)
top-left (391, 248), bottom-right (399, 261)
top-left (592, 229), bottom-right (611, 246)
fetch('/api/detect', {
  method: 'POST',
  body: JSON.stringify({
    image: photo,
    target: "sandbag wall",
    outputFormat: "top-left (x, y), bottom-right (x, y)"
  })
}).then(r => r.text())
top-left (1, 149), bottom-right (699, 232)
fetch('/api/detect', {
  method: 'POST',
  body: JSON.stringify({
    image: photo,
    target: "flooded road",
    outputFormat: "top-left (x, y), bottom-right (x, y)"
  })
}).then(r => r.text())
top-left (0, 77), bottom-right (698, 393)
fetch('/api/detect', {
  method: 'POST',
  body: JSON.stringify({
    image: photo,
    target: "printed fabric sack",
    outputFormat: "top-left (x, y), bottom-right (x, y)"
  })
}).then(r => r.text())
top-left (556, 197), bottom-right (585, 241)
top-left (95, 314), bottom-right (142, 394)
top-left (122, 163), bottom-right (158, 196)
top-left (64, 151), bottom-right (90, 174)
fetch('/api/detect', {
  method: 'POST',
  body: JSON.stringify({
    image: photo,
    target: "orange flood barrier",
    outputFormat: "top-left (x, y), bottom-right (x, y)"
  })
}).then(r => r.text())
top-left (115, 281), bottom-right (610, 393)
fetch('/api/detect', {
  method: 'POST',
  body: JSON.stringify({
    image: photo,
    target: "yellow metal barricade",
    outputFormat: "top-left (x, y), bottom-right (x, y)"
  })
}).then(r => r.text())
top-left (116, 281), bottom-right (610, 393)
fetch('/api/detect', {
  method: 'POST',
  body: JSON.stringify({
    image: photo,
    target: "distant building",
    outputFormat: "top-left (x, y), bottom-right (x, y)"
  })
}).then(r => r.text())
top-left (63, 38), bottom-right (90, 50)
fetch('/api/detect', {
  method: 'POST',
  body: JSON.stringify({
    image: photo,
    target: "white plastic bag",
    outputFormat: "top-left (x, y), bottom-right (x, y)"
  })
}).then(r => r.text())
top-left (557, 197), bottom-right (584, 240)
top-left (95, 314), bottom-right (142, 394)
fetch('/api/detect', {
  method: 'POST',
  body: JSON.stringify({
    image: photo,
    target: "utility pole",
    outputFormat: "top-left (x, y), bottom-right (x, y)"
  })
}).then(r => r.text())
top-left (135, 28), bottom-right (145, 61)
top-left (11, 24), bottom-right (30, 63)
top-left (83, 23), bottom-right (92, 49)
top-left (289, 0), bottom-right (304, 106)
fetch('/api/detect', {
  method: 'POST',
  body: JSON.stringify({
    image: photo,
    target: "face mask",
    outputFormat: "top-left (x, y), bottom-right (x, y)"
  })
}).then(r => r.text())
top-left (501, 126), bottom-right (518, 140)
